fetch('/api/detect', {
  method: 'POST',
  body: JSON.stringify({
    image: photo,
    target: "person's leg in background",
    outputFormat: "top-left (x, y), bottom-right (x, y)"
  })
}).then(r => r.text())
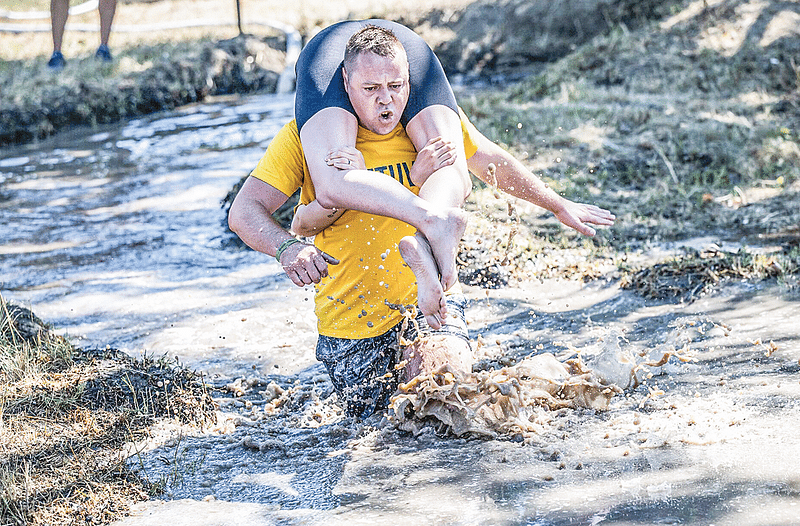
top-left (96, 0), bottom-right (117, 61)
top-left (48, 0), bottom-right (69, 69)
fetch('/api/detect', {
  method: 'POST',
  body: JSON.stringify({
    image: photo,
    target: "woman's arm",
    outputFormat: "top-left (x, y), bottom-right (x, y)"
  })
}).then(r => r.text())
top-left (288, 145), bottom-right (367, 236)
top-left (291, 202), bottom-right (346, 237)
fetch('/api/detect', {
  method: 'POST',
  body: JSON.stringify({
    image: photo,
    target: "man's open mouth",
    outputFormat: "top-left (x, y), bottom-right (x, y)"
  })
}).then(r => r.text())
top-left (380, 110), bottom-right (393, 120)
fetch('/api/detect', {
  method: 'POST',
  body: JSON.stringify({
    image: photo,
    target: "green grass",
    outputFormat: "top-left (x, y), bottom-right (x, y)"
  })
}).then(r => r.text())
top-left (457, 6), bottom-right (800, 253)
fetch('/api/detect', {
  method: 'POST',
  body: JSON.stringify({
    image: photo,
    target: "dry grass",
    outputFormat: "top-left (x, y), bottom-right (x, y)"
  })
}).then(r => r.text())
top-left (620, 247), bottom-right (800, 301)
top-left (0, 300), bottom-right (72, 384)
top-left (0, 295), bottom-right (216, 526)
top-left (454, 1), bottom-right (800, 290)
top-left (458, 0), bottom-right (799, 252)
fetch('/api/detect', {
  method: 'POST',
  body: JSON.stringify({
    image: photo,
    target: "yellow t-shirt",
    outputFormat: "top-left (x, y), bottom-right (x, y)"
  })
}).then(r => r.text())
top-left (252, 109), bottom-right (480, 339)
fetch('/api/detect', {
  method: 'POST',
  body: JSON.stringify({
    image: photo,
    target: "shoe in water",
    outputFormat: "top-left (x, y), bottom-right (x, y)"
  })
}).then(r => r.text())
top-left (47, 51), bottom-right (66, 70)
top-left (95, 44), bottom-right (113, 62)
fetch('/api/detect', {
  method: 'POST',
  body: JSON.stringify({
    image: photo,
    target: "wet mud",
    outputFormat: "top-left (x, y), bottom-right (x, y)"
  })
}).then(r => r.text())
top-left (391, 354), bottom-right (618, 438)
top-left (113, 278), bottom-right (800, 526)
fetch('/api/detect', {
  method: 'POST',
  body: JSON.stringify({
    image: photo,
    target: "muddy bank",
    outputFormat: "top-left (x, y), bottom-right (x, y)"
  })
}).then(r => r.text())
top-left (0, 296), bottom-right (217, 526)
top-left (451, 0), bottom-right (800, 257)
top-left (0, 34), bottom-right (286, 146)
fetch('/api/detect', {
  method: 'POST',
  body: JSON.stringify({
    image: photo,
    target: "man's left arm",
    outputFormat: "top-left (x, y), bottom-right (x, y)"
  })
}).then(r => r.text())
top-left (466, 126), bottom-right (615, 237)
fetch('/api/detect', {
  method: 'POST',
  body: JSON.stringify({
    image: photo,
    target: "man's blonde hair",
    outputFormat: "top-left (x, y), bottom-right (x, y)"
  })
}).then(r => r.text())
top-left (343, 25), bottom-right (405, 73)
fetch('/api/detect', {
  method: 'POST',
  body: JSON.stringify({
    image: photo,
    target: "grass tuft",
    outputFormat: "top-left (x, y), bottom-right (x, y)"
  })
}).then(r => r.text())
top-left (620, 247), bottom-right (800, 302)
top-left (0, 294), bottom-right (216, 525)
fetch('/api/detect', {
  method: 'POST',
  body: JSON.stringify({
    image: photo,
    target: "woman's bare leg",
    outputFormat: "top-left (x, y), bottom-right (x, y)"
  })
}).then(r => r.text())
top-left (300, 107), bottom-right (466, 323)
top-left (406, 105), bottom-right (471, 206)
top-left (404, 104), bottom-right (471, 294)
top-left (300, 107), bottom-right (463, 222)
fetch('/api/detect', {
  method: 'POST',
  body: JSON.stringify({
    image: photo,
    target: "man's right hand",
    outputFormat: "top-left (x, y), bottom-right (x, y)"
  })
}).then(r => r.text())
top-left (279, 242), bottom-right (339, 287)
top-left (553, 200), bottom-right (616, 237)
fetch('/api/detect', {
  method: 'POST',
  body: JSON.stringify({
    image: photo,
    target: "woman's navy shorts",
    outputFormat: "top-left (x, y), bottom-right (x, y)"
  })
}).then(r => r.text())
top-left (294, 19), bottom-right (458, 131)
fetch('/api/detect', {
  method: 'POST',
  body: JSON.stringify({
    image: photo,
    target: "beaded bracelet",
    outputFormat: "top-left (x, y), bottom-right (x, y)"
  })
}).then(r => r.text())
top-left (275, 238), bottom-right (302, 262)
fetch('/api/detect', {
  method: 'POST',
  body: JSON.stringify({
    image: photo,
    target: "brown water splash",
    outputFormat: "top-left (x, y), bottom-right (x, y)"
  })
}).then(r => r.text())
top-left (390, 353), bottom-right (619, 438)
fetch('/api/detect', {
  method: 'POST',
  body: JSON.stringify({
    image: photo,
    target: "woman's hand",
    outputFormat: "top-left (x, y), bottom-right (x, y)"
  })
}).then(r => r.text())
top-left (408, 136), bottom-right (457, 186)
top-left (325, 146), bottom-right (366, 171)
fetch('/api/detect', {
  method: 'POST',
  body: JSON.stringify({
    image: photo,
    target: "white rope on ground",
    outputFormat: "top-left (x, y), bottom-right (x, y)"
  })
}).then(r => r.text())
top-left (0, 19), bottom-right (292, 34)
top-left (0, 0), bottom-right (98, 20)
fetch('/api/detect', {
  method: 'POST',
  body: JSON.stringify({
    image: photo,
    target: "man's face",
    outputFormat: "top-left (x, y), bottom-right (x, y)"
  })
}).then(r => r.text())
top-left (343, 47), bottom-right (410, 135)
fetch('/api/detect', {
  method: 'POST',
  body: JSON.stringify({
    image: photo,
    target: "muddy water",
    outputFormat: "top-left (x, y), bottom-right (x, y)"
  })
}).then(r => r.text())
top-left (1, 93), bottom-right (319, 380)
top-left (2, 93), bottom-right (799, 525)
